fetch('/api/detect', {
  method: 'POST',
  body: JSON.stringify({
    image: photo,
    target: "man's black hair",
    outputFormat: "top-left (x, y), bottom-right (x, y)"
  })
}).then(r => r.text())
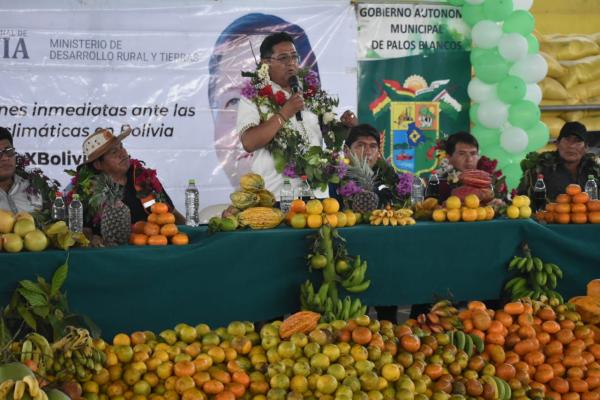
top-left (345, 124), bottom-right (380, 148)
top-left (260, 32), bottom-right (295, 59)
top-left (445, 131), bottom-right (479, 156)
top-left (0, 127), bottom-right (13, 146)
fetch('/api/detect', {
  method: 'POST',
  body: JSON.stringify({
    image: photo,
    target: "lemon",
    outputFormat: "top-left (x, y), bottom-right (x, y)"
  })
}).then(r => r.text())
top-left (446, 208), bottom-right (461, 222)
top-left (512, 196), bottom-right (525, 208)
top-left (464, 194), bottom-right (480, 209)
top-left (521, 195), bottom-right (531, 207)
top-left (506, 205), bottom-right (520, 219)
top-left (519, 206), bottom-right (532, 219)
top-left (432, 209), bottom-right (446, 222)
top-left (445, 196), bottom-right (462, 210)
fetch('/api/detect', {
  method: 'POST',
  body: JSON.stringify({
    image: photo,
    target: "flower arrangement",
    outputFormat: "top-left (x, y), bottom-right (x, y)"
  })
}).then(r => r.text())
top-left (15, 153), bottom-right (61, 222)
top-left (241, 64), bottom-right (347, 191)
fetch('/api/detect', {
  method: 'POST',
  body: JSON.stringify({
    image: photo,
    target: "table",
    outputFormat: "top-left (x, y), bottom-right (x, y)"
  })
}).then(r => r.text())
top-left (1, 219), bottom-right (598, 338)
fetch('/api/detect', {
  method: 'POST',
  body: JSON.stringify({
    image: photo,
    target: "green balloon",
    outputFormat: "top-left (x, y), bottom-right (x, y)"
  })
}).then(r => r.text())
top-left (483, 0), bottom-right (514, 22)
top-left (469, 103), bottom-right (481, 124)
top-left (502, 162), bottom-right (523, 190)
top-left (473, 51), bottom-right (510, 83)
top-left (484, 146), bottom-right (512, 165)
top-left (508, 100), bottom-right (540, 129)
top-left (526, 34), bottom-right (539, 54)
top-left (470, 48), bottom-right (492, 65)
top-left (526, 121), bottom-right (550, 152)
top-left (462, 4), bottom-right (485, 27)
top-left (503, 11), bottom-right (535, 35)
top-left (497, 76), bottom-right (526, 104)
top-left (472, 125), bottom-right (501, 149)
top-left (448, 0), bottom-right (465, 5)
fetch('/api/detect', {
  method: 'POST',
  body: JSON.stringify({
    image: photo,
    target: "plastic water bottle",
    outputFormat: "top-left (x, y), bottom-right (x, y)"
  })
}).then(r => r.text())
top-left (68, 194), bottom-right (83, 233)
top-left (185, 179), bottom-right (200, 226)
top-left (426, 170), bottom-right (440, 199)
top-left (533, 174), bottom-right (547, 212)
top-left (280, 179), bottom-right (294, 214)
top-left (585, 175), bottom-right (598, 200)
top-left (51, 191), bottom-right (66, 222)
top-left (411, 176), bottom-right (425, 206)
top-left (298, 175), bottom-right (315, 202)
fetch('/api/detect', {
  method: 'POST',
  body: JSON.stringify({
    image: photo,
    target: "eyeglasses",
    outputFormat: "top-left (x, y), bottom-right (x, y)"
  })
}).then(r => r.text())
top-left (268, 53), bottom-right (301, 65)
top-left (0, 147), bottom-right (16, 159)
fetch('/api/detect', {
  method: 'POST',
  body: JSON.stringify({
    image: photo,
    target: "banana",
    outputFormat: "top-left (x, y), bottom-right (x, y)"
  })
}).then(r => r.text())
top-left (533, 257), bottom-right (544, 272)
top-left (13, 380), bottom-right (26, 400)
top-left (464, 333), bottom-right (474, 357)
top-left (504, 277), bottom-right (526, 291)
top-left (33, 390), bottom-right (48, 400)
top-left (492, 377), bottom-right (506, 400)
top-left (481, 376), bottom-right (499, 400)
top-left (345, 280), bottom-right (371, 293)
top-left (543, 263), bottom-right (554, 276)
top-left (510, 279), bottom-right (528, 295)
top-left (0, 380), bottom-right (15, 400)
top-left (27, 333), bottom-right (54, 371)
top-left (549, 263), bottom-right (563, 279)
top-left (508, 256), bottom-right (522, 271)
top-left (341, 297), bottom-right (351, 320)
top-left (516, 257), bottom-right (528, 272)
top-left (316, 283), bottom-right (330, 305)
top-left (453, 331), bottom-right (466, 351)
top-left (548, 274), bottom-right (558, 289)
top-left (536, 271), bottom-right (547, 287)
top-left (349, 298), bottom-right (362, 318)
top-left (469, 333), bottom-right (484, 354)
top-left (20, 339), bottom-right (33, 363)
top-left (21, 376), bottom-right (39, 398)
top-left (525, 257), bottom-right (534, 272)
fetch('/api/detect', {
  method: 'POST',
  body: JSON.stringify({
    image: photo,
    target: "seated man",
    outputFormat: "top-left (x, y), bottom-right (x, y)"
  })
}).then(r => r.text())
top-left (0, 127), bottom-right (45, 213)
top-left (68, 128), bottom-right (185, 237)
top-left (518, 121), bottom-right (599, 200)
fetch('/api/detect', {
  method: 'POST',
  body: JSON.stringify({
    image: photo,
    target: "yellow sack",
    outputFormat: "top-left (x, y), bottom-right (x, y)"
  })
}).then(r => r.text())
top-left (541, 116), bottom-right (565, 139)
top-left (571, 80), bottom-right (600, 101)
top-left (580, 116), bottom-right (600, 132)
top-left (592, 32), bottom-right (600, 47)
top-left (559, 55), bottom-right (600, 89)
top-left (540, 77), bottom-right (570, 100)
top-left (540, 36), bottom-right (600, 61)
top-left (561, 109), bottom-right (600, 122)
top-left (541, 52), bottom-right (566, 79)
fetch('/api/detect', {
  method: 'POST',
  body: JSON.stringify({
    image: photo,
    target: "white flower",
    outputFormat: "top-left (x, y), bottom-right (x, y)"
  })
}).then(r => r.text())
top-left (595, 156), bottom-right (600, 167)
top-left (257, 63), bottom-right (270, 83)
top-left (322, 112), bottom-right (336, 125)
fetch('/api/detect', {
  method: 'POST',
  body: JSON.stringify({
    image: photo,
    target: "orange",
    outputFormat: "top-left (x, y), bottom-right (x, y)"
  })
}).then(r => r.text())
top-left (400, 334), bottom-right (421, 353)
top-left (160, 224), bottom-right (179, 237)
top-left (545, 211), bottom-right (556, 223)
top-left (485, 206), bottom-right (495, 220)
top-left (572, 192), bottom-right (590, 204)
top-left (476, 207), bottom-right (487, 221)
top-left (589, 211), bottom-right (600, 224)
top-left (147, 213), bottom-right (159, 224)
top-left (157, 213), bottom-right (176, 226)
top-left (571, 203), bottom-right (587, 214)
top-left (171, 233), bottom-right (189, 245)
top-left (203, 380), bottom-right (224, 395)
top-left (351, 327), bottom-right (372, 345)
top-left (432, 209), bottom-right (446, 222)
top-left (148, 235), bottom-right (168, 246)
top-left (174, 361), bottom-right (196, 377)
top-left (462, 208), bottom-right (478, 222)
top-left (322, 198), bottom-right (340, 214)
top-left (290, 213), bottom-right (307, 229)
top-left (144, 222), bottom-right (160, 236)
top-left (132, 221), bottom-right (146, 234)
top-left (447, 208), bottom-right (461, 222)
top-left (290, 199), bottom-right (306, 213)
top-left (571, 213), bottom-right (587, 224)
top-left (556, 194), bottom-right (571, 204)
top-left (322, 213), bottom-right (338, 228)
top-left (588, 200), bottom-right (600, 211)
top-left (130, 233), bottom-right (148, 246)
top-left (554, 203), bottom-right (571, 214)
top-left (546, 203), bottom-right (556, 212)
top-left (555, 213), bottom-right (571, 224)
top-left (306, 214), bottom-right (322, 229)
top-left (305, 199), bottom-right (323, 215)
top-left (566, 184), bottom-right (582, 196)
top-left (504, 302), bottom-right (525, 315)
top-left (151, 203), bottom-right (169, 215)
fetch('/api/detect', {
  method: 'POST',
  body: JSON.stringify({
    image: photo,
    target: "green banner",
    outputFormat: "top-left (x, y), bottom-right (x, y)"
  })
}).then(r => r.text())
top-left (357, 51), bottom-right (471, 176)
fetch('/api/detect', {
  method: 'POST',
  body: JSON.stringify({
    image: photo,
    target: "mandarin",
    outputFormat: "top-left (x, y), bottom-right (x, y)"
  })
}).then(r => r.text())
top-left (148, 235), bottom-right (168, 246)
top-left (151, 202), bottom-right (169, 215)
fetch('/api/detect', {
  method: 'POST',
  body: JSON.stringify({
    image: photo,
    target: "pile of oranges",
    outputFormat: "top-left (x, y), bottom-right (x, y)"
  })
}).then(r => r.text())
top-left (432, 194), bottom-right (495, 223)
top-left (457, 299), bottom-right (600, 400)
top-left (538, 184), bottom-right (600, 224)
top-left (285, 198), bottom-right (358, 229)
top-left (129, 202), bottom-right (189, 246)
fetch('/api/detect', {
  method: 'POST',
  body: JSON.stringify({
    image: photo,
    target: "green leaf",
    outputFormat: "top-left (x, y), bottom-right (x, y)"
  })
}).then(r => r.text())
top-left (17, 289), bottom-right (48, 307)
top-left (17, 306), bottom-right (36, 330)
top-left (51, 254), bottom-right (69, 297)
top-left (0, 317), bottom-right (12, 348)
top-left (36, 277), bottom-right (50, 292)
top-left (32, 306), bottom-right (50, 318)
top-left (47, 315), bottom-right (65, 340)
top-left (19, 280), bottom-right (47, 296)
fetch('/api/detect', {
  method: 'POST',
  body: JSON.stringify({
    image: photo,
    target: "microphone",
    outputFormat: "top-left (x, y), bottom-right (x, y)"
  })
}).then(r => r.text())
top-left (288, 76), bottom-right (303, 121)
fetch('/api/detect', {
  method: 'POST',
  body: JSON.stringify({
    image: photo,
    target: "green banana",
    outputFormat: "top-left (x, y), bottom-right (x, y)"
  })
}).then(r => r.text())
top-left (469, 333), bottom-right (484, 354)
top-left (349, 298), bottom-right (362, 317)
top-left (548, 274), bottom-right (558, 289)
top-left (27, 333), bottom-right (54, 371)
top-left (464, 334), bottom-right (474, 357)
top-left (549, 263), bottom-right (563, 279)
top-left (316, 282), bottom-right (330, 305)
top-left (345, 280), bottom-right (371, 293)
top-left (533, 257), bottom-right (543, 272)
top-left (341, 297), bottom-right (351, 320)
top-left (525, 257), bottom-right (534, 272)
top-left (543, 263), bottom-right (554, 275)
top-left (511, 278), bottom-right (528, 293)
top-left (342, 262), bottom-right (367, 288)
top-left (504, 277), bottom-right (526, 291)
top-left (20, 340), bottom-right (33, 363)
top-left (22, 376), bottom-right (39, 398)
top-left (453, 331), bottom-right (466, 351)
top-left (492, 377), bottom-right (507, 400)
top-left (535, 271), bottom-right (547, 286)
top-left (516, 257), bottom-right (529, 272)
top-left (508, 256), bottom-right (522, 271)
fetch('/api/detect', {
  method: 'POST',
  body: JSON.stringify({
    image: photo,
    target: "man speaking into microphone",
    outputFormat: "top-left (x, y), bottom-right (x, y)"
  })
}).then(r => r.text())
top-left (236, 32), bottom-right (357, 199)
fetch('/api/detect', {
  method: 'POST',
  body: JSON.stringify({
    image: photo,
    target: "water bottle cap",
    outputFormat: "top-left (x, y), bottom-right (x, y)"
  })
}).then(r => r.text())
top-left (538, 174), bottom-right (544, 179)
top-left (72, 194), bottom-right (80, 200)
top-left (589, 175), bottom-right (595, 179)
top-left (55, 191), bottom-right (63, 197)
top-left (188, 179), bottom-right (196, 184)
top-left (300, 175), bottom-right (308, 181)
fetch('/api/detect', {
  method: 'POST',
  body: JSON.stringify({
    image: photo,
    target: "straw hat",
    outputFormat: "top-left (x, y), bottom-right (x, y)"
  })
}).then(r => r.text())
top-left (82, 127), bottom-right (131, 163)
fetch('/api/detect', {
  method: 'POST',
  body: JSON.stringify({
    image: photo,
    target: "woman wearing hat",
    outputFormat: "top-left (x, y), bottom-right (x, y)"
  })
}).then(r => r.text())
top-left (67, 127), bottom-right (185, 243)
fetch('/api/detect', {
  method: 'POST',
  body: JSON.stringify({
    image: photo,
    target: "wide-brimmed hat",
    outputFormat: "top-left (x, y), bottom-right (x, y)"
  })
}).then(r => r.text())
top-left (558, 121), bottom-right (588, 142)
top-left (82, 127), bottom-right (131, 164)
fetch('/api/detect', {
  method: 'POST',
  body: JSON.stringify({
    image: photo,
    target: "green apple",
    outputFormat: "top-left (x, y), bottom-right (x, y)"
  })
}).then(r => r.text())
top-left (13, 219), bottom-right (36, 238)
top-left (0, 209), bottom-right (15, 233)
top-left (24, 229), bottom-right (49, 252)
top-left (2, 233), bottom-right (23, 253)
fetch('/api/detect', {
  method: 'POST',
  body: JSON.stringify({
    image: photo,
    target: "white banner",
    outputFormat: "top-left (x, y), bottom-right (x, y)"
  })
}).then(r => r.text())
top-left (0, 0), bottom-right (357, 211)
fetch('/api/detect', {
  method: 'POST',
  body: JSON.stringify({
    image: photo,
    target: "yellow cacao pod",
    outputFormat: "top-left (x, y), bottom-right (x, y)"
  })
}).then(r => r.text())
top-left (279, 311), bottom-right (321, 338)
top-left (253, 189), bottom-right (276, 207)
top-left (230, 191), bottom-right (260, 210)
top-left (237, 207), bottom-right (283, 229)
top-left (239, 173), bottom-right (265, 191)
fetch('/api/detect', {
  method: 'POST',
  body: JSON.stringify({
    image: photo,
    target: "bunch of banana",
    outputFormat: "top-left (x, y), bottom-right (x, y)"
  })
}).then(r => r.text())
top-left (300, 281), bottom-right (330, 314)
top-left (0, 376), bottom-right (47, 400)
top-left (369, 206), bottom-right (416, 226)
top-left (50, 327), bottom-right (105, 382)
top-left (322, 296), bottom-right (368, 322)
top-left (504, 252), bottom-right (564, 303)
top-left (480, 375), bottom-right (512, 400)
top-left (339, 256), bottom-right (371, 293)
top-left (447, 330), bottom-right (484, 357)
top-left (414, 300), bottom-right (461, 333)
top-left (20, 333), bottom-right (54, 376)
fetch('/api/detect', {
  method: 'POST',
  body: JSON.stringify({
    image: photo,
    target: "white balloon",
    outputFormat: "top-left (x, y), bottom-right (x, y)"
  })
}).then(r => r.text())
top-left (472, 20), bottom-right (503, 49)
top-left (478, 99), bottom-right (509, 129)
top-left (465, 0), bottom-right (484, 4)
top-left (500, 126), bottom-right (529, 154)
top-left (524, 84), bottom-right (542, 105)
top-left (513, 0), bottom-right (533, 10)
top-left (468, 78), bottom-right (498, 103)
top-left (498, 33), bottom-right (528, 62)
top-left (509, 54), bottom-right (548, 83)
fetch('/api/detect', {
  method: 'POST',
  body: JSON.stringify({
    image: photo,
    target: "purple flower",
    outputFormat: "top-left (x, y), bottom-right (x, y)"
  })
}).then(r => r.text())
top-left (240, 79), bottom-right (257, 99)
top-left (338, 180), bottom-right (363, 198)
top-left (396, 173), bottom-right (413, 198)
top-left (304, 70), bottom-right (320, 88)
top-left (337, 159), bottom-right (348, 179)
top-left (283, 162), bottom-right (298, 178)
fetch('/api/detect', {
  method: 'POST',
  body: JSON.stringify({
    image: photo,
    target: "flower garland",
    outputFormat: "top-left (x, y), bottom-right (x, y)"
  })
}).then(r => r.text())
top-left (65, 158), bottom-right (167, 226)
top-left (241, 64), bottom-right (347, 191)
top-left (14, 153), bottom-right (61, 222)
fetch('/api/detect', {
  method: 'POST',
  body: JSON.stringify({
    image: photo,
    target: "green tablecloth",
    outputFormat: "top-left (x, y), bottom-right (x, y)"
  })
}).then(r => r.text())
top-left (1, 219), bottom-right (598, 337)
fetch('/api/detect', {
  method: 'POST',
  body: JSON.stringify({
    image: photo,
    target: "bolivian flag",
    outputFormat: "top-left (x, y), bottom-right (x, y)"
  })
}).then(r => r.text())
top-left (369, 91), bottom-right (391, 117)
top-left (383, 80), bottom-right (416, 98)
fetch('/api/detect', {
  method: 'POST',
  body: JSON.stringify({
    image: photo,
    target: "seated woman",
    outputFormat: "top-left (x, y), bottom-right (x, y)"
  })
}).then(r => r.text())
top-left (68, 127), bottom-right (184, 243)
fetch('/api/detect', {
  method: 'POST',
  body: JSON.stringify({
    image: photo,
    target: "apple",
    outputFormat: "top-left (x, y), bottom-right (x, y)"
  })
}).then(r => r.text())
top-left (24, 230), bottom-right (48, 252)
top-left (2, 233), bottom-right (23, 253)
top-left (13, 219), bottom-right (36, 238)
top-left (0, 209), bottom-right (15, 233)
top-left (15, 211), bottom-right (35, 222)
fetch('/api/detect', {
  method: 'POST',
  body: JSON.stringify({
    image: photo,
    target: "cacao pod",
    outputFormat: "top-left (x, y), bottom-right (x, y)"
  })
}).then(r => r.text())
top-left (254, 189), bottom-right (276, 207)
top-left (230, 191), bottom-right (260, 210)
top-left (237, 207), bottom-right (283, 229)
top-left (239, 173), bottom-right (265, 191)
top-left (279, 311), bottom-right (321, 338)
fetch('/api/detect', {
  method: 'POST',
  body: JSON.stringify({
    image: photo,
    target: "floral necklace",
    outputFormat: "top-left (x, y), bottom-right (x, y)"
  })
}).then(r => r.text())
top-left (14, 153), bottom-right (61, 221)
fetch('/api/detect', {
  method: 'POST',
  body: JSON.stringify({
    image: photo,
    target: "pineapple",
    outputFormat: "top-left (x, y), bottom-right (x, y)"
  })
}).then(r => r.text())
top-left (346, 152), bottom-right (379, 213)
top-left (90, 173), bottom-right (131, 245)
